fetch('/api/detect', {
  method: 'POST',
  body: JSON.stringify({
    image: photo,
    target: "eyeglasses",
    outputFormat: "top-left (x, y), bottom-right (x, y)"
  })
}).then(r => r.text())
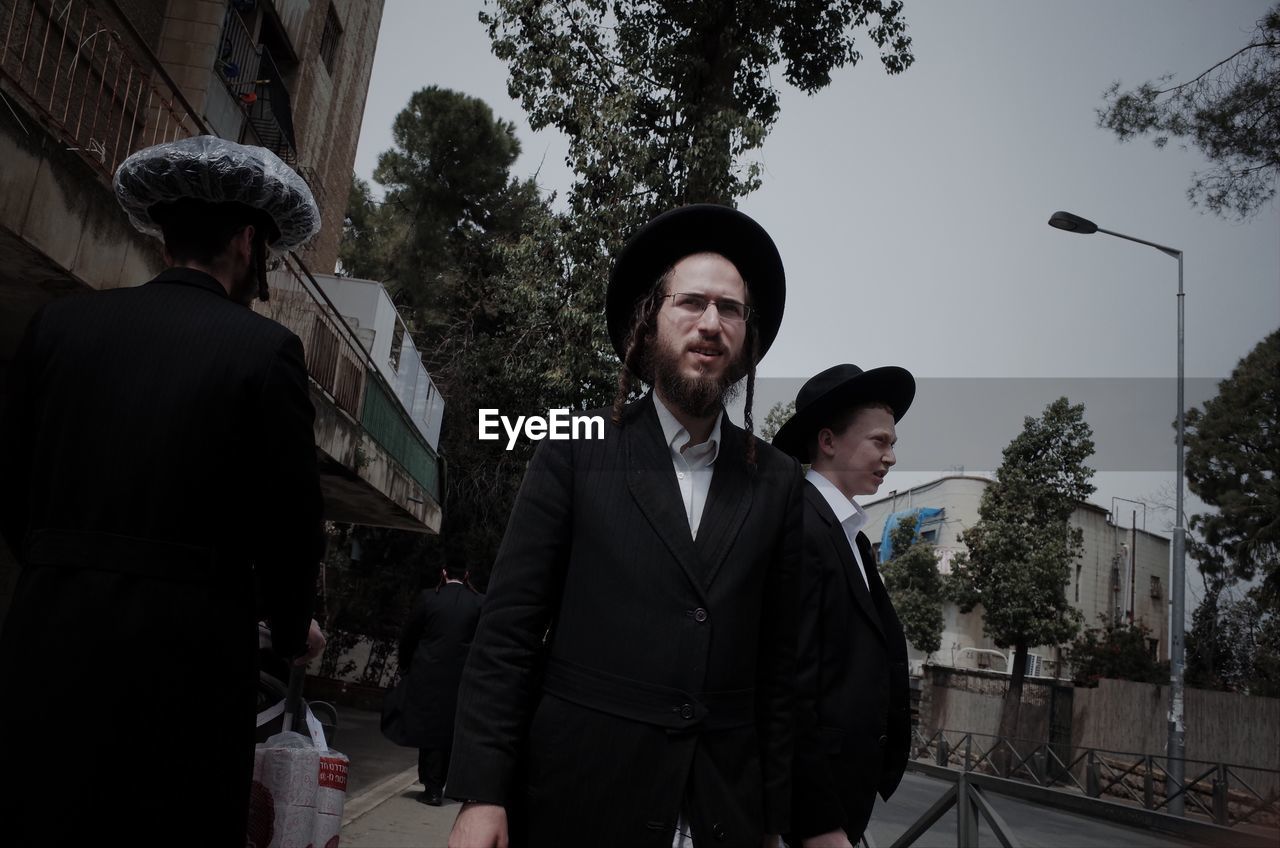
top-left (661, 292), bottom-right (753, 323)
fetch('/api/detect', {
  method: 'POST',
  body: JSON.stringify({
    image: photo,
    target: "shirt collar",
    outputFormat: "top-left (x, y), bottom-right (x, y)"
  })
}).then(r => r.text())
top-left (806, 468), bottom-right (869, 534)
top-left (653, 392), bottom-right (722, 463)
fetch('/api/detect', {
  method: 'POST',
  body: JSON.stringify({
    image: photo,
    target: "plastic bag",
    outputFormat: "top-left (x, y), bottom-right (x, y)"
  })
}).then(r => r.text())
top-left (247, 708), bottom-right (348, 848)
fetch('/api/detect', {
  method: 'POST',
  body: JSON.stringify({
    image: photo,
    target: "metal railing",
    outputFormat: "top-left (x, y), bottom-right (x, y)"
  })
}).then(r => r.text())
top-left (258, 256), bottom-right (368, 420)
top-left (912, 728), bottom-right (1280, 831)
top-left (215, 4), bottom-right (295, 163)
top-left (894, 760), bottom-right (1274, 848)
top-left (0, 0), bottom-right (201, 177)
top-left (261, 257), bottom-right (442, 503)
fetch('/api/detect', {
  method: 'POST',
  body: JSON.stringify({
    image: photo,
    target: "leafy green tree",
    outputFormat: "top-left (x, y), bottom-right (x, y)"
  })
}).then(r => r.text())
top-left (1187, 579), bottom-right (1280, 697)
top-left (759, 399), bottom-right (795, 444)
top-left (1067, 616), bottom-right (1168, 685)
top-left (1096, 4), bottom-right (1280, 219)
top-left (1253, 605), bottom-right (1280, 697)
top-left (485, 0), bottom-right (914, 213)
top-left (338, 175), bottom-right (389, 280)
top-left (339, 87), bottom-right (621, 586)
top-left (1177, 330), bottom-right (1280, 696)
top-left (882, 518), bottom-right (944, 656)
top-left (950, 397), bottom-right (1095, 741)
top-left (314, 523), bottom-right (434, 683)
top-left (482, 0), bottom-right (918, 362)
top-left (1185, 329), bottom-right (1279, 594)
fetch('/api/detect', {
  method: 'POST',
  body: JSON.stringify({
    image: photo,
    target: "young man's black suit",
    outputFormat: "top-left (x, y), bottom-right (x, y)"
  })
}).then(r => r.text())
top-left (447, 392), bottom-right (803, 847)
top-left (790, 480), bottom-right (911, 842)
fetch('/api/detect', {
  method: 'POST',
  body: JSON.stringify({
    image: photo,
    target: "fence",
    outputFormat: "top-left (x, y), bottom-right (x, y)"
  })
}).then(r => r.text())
top-left (257, 256), bottom-right (367, 420)
top-left (892, 760), bottom-right (1274, 848)
top-left (912, 728), bottom-right (1280, 832)
top-left (0, 0), bottom-right (201, 177)
top-left (213, 4), bottom-right (295, 164)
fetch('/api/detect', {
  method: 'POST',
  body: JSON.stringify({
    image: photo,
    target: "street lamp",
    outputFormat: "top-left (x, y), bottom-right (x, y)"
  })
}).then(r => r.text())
top-left (1048, 210), bottom-right (1187, 816)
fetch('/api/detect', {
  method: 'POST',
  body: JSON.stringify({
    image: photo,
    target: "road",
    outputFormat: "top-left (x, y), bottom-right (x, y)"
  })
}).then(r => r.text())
top-left (867, 771), bottom-right (1203, 848)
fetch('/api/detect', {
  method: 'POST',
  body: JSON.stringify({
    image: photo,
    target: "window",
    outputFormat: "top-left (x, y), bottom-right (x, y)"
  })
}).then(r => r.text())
top-left (1147, 638), bottom-right (1159, 659)
top-left (319, 4), bottom-right (342, 75)
top-left (921, 529), bottom-right (937, 543)
top-left (1150, 575), bottom-right (1162, 599)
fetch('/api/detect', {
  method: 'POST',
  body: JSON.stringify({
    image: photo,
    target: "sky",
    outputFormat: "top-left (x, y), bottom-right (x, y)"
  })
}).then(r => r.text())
top-left (351, 1), bottom-right (1280, 593)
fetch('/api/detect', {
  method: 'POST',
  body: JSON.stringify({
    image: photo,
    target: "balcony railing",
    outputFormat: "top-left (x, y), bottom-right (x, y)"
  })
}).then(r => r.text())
top-left (215, 5), bottom-right (295, 164)
top-left (0, 0), bottom-right (201, 178)
top-left (260, 257), bottom-right (441, 503)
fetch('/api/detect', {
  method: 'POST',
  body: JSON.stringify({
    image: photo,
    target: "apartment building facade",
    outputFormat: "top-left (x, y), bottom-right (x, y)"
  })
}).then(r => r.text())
top-left (861, 475), bottom-right (1171, 678)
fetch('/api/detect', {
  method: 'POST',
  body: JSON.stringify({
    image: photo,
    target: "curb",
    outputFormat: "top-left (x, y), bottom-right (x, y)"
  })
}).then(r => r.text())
top-left (343, 765), bottom-right (420, 827)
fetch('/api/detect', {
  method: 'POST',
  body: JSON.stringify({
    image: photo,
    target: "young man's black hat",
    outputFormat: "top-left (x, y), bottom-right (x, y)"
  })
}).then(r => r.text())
top-left (772, 363), bottom-right (916, 463)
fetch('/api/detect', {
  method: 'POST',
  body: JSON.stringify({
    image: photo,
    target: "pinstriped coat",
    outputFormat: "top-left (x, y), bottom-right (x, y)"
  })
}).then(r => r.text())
top-left (447, 392), bottom-right (803, 848)
top-left (0, 268), bottom-right (324, 846)
top-left (790, 483), bottom-right (911, 841)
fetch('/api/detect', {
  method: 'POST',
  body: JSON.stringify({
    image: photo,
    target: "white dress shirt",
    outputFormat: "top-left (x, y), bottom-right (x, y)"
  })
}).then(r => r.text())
top-left (653, 394), bottom-right (722, 539)
top-left (653, 394), bottom-right (724, 848)
top-left (806, 468), bottom-right (871, 590)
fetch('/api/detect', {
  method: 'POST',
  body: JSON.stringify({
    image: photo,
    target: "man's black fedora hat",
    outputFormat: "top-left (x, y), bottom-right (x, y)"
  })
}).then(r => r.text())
top-left (771, 363), bottom-right (916, 463)
top-left (606, 204), bottom-right (785, 365)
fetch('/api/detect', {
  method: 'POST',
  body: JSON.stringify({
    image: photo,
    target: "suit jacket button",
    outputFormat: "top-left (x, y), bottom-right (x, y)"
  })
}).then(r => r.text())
top-left (680, 703), bottom-right (695, 720)
top-left (693, 608), bottom-right (708, 622)
top-left (879, 734), bottom-right (889, 746)
top-left (713, 823), bottom-right (728, 841)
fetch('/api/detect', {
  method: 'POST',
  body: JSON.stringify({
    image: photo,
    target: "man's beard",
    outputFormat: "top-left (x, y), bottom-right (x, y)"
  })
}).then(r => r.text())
top-left (648, 338), bottom-right (747, 418)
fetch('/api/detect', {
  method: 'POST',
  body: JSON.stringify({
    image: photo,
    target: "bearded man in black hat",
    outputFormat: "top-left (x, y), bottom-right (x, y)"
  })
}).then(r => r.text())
top-left (771, 365), bottom-right (916, 847)
top-left (446, 205), bottom-right (803, 848)
top-left (0, 136), bottom-right (326, 844)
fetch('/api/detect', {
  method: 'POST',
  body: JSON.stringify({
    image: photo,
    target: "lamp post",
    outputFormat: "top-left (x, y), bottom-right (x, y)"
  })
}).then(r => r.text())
top-left (1047, 210), bottom-right (1187, 816)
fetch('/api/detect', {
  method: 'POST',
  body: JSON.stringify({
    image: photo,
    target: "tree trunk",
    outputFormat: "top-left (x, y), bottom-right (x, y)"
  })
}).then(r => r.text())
top-left (996, 642), bottom-right (1029, 776)
top-left (683, 9), bottom-right (739, 204)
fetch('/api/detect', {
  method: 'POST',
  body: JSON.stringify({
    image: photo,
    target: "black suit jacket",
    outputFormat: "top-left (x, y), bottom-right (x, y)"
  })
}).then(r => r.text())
top-left (791, 479), bottom-right (911, 841)
top-left (393, 582), bottom-right (484, 748)
top-left (0, 268), bottom-right (324, 845)
top-left (448, 392), bottom-right (803, 848)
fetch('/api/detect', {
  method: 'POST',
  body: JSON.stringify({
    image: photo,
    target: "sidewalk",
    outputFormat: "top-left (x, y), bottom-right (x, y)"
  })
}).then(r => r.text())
top-left (341, 776), bottom-right (459, 847)
top-left (329, 704), bottom-right (416, 798)
top-left (326, 703), bottom-right (457, 846)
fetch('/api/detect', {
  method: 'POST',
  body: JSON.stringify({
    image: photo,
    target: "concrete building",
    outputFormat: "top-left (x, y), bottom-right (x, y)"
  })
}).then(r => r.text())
top-left (861, 475), bottom-right (1171, 678)
top-left (0, 0), bottom-right (442, 619)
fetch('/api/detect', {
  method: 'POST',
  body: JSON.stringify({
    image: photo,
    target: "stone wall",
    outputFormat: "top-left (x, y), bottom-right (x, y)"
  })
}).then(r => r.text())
top-left (919, 666), bottom-right (1280, 776)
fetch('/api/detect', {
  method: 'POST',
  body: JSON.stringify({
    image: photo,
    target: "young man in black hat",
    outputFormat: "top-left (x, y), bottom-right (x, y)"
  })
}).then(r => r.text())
top-left (771, 364), bottom-right (916, 848)
top-left (447, 205), bottom-right (803, 848)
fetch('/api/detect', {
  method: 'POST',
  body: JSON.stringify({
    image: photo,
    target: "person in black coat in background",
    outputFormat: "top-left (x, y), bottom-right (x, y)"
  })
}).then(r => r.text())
top-left (0, 136), bottom-right (326, 846)
top-left (394, 566), bottom-right (483, 805)
top-left (772, 364), bottom-right (916, 848)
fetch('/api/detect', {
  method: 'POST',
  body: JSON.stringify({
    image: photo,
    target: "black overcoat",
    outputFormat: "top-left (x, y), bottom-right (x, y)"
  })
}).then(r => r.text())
top-left (790, 481), bottom-right (911, 840)
top-left (0, 268), bottom-right (324, 845)
top-left (394, 581), bottom-right (483, 748)
top-left (447, 393), bottom-right (803, 848)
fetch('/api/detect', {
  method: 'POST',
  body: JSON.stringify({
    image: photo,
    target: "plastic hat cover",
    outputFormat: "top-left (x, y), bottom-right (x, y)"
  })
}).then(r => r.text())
top-left (113, 135), bottom-right (321, 252)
